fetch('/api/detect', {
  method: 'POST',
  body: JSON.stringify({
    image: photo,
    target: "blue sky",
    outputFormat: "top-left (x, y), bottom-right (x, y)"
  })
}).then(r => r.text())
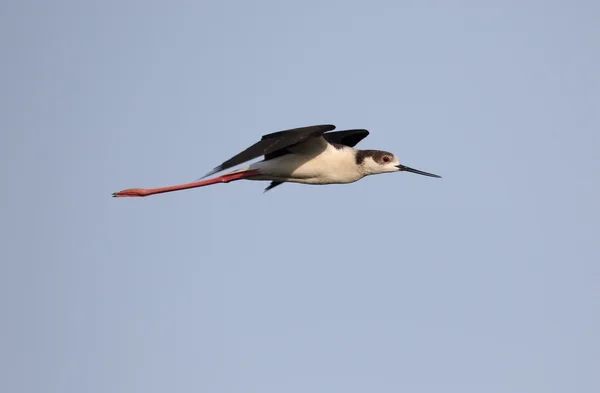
top-left (2, 1), bottom-right (599, 392)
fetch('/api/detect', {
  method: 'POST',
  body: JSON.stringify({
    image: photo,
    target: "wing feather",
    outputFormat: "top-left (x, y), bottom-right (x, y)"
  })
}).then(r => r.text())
top-left (263, 181), bottom-right (283, 193)
top-left (202, 124), bottom-right (335, 178)
top-left (323, 129), bottom-right (369, 147)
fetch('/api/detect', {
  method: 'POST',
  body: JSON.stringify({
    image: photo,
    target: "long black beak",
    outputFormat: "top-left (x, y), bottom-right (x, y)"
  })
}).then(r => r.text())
top-left (397, 164), bottom-right (442, 178)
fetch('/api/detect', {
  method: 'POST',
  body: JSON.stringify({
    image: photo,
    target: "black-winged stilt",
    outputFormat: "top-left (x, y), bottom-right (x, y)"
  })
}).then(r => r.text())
top-left (113, 124), bottom-right (441, 197)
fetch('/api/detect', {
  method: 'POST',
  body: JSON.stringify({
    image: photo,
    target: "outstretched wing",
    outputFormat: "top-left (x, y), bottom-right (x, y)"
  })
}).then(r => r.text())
top-left (202, 124), bottom-right (336, 178)
top-left (323, 129), bottom-right (369, 147)
top-left (264, 128), bottom-right (370, 162)
top-left (263, 128), bottom-right (371, 193)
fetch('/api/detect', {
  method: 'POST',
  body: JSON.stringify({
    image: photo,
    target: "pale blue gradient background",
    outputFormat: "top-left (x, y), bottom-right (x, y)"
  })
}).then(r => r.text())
top-left (2, 1), bottom-right (599, 392)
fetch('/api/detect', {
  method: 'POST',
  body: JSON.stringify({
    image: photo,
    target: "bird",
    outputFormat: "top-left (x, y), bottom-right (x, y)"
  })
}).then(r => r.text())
top-left (112, 124), bottom-right (441, 198)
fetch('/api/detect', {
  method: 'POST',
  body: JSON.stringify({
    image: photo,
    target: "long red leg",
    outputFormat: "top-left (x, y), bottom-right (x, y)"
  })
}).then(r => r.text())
top-left (112, 169), bottom-right (262, 198)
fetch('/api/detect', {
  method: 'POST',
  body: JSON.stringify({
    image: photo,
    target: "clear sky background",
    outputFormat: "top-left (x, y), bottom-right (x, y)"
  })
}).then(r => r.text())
top-left (2, 1), bottom-right (599, 392)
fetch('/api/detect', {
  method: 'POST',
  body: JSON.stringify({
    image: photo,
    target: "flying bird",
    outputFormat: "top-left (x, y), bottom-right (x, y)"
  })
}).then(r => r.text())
top-left (113, 124), bottom-right (441, 197)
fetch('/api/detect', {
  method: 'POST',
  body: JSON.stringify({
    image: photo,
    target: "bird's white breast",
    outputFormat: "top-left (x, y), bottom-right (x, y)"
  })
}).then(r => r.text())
top-left (250, 144), bottom-right (363, 185)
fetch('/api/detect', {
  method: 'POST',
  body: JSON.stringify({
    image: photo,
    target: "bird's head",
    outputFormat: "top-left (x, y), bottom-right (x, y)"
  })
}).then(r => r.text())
top-left (356, 150), bottom-right (441, 178)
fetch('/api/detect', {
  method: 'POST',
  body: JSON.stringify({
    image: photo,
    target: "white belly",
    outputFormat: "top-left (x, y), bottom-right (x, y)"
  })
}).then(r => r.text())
top-left (249, 145), bottom-right (363, 184)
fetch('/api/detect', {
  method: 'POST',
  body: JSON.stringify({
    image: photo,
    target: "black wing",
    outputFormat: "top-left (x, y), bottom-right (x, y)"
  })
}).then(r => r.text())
top-left (263, 181), bottom-right (284, 193)
top-left (323, 129), bottom-right (369, 147)
top-left (263, 129), bottom-right (370, 193)
top-left (264, 128), bottom-right (370, 161)
top-left (203, 124), bottom-right (335, 178)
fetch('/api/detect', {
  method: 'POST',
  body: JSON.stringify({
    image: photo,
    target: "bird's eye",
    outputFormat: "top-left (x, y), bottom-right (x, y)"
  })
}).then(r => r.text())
top-left (382, 155), bottom-right (391, 163)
